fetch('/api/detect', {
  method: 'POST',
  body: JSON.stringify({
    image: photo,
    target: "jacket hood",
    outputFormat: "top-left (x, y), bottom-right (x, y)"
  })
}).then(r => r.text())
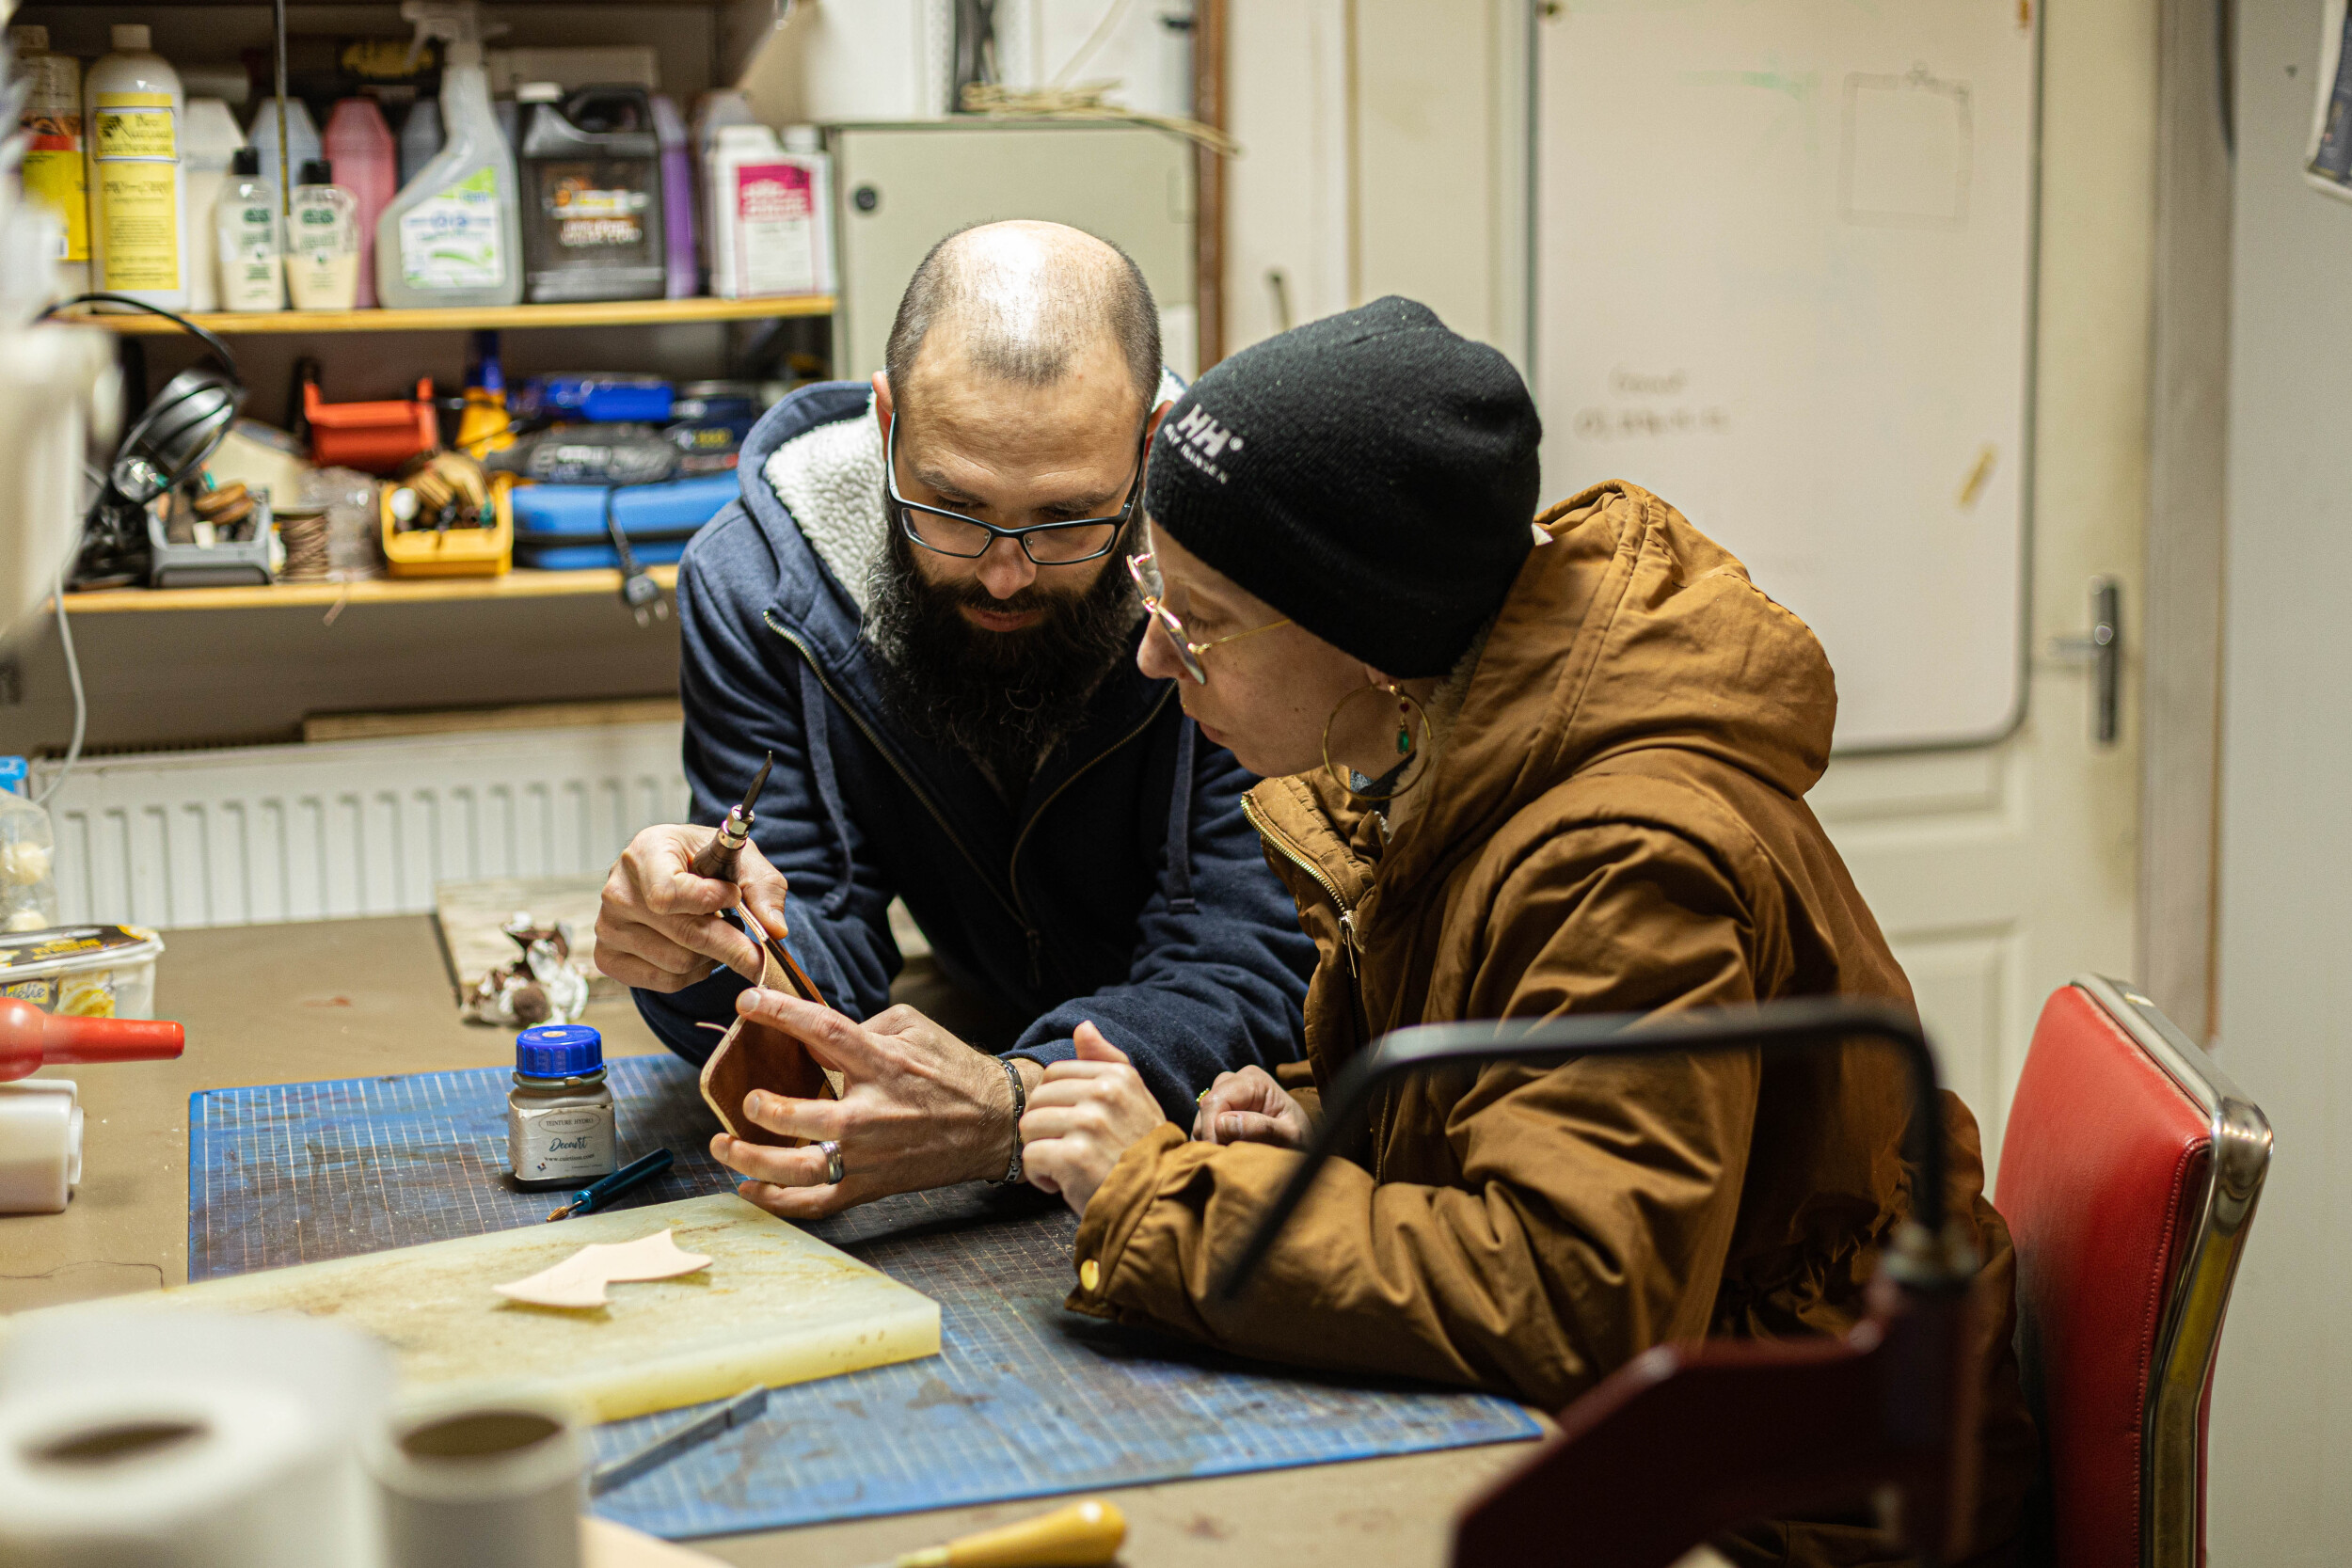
top-left (1374, 480), bottom-right (1837, 893)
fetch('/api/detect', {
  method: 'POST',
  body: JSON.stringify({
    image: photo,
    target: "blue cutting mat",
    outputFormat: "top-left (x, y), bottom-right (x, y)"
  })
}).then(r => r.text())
top-left (188, 1054), bottom-right (1540, 1540)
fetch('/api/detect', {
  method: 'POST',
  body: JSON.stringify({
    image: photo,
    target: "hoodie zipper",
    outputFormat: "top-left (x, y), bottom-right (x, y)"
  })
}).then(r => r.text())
top-left (1006, 686), bottom-right (1173, 988)
top-left (1240, 793), bottom-right (1362, 977)
top-left (766, 612), bottom-right (1164, 993)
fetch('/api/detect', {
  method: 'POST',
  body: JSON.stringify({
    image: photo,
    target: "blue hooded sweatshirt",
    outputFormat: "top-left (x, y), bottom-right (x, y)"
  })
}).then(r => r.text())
top-left (635, 381), bottom-right (1316, 1118)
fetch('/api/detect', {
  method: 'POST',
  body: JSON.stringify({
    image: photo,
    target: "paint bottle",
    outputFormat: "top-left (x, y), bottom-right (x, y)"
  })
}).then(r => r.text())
top-left (507, 1024), bottom-right (616, 1189)
top-left (9, 25), bottom-right (88, 297)
top-left (182, 98), bottom-right (245, 312)
top-left (215, 147), bottom-right (283, 311)
top-left (322, 98), bottom-right (396, 308)
top-left (85, 24), bottom-right (186, 309)
top-left (286, 159), bottom-right (360, 310)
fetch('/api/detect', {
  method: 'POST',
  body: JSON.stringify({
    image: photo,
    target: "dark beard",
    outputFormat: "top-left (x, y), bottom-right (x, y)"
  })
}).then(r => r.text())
top-left (865, 509), bottom-right (1141, 796)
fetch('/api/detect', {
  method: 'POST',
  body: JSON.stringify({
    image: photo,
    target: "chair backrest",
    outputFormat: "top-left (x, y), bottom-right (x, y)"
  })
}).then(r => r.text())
top-left (1994, 976), bottom-right (2271, 1568)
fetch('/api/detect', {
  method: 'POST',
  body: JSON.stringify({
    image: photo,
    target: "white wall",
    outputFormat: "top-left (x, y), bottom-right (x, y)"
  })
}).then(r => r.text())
top-left (2207, 0), bottom-right (2352, 1557)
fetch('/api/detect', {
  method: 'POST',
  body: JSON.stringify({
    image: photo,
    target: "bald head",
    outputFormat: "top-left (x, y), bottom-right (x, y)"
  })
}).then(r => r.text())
top-left (884, 221), bottom-right (1161, 423)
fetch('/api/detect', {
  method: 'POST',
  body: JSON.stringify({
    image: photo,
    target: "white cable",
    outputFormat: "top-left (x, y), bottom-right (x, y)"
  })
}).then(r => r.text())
top-left (1052, 0), bottom-right (1138, 87)
top-left (33, 529), bottom-right (86, 809)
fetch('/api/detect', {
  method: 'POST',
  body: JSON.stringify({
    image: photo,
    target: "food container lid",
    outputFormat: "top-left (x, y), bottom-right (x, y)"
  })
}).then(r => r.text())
top-left (516, 1024), bottom-right (602, 1078)
top-left (0, 926), bottom-right (166, 980)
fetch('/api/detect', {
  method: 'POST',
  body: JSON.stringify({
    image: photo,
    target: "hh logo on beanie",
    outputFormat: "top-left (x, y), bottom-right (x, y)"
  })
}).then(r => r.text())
top-left (1168, 404), bottom-right (1246, 483)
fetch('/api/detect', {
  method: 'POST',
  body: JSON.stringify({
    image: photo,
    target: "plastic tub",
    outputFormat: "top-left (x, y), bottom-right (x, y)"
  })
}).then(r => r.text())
top-left (0, 925), bottom-right (166, 1018)
top-left (305, 378), bottom-right (437, 473)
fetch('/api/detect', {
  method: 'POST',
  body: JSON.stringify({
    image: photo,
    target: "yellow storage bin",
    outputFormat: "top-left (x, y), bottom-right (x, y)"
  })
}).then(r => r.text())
top-left (381, 469), bottom-right (515, 578)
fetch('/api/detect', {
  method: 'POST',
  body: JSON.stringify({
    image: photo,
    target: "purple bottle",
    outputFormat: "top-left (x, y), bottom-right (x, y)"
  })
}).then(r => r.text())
top-left (652, 94), bottom-right (698, 299)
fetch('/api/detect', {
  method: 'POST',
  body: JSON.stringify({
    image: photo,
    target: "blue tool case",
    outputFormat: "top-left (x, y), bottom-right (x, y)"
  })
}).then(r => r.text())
top-left (508, 475), bottom-right (736, 570)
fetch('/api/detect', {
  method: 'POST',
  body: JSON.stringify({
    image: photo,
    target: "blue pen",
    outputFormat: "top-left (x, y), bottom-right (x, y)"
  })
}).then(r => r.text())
top-left (545, 1148), bottom-right (674, 1222)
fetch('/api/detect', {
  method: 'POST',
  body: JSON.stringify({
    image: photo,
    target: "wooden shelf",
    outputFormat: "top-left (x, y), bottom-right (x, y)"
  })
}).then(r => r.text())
top-left (59, 564), bottom-right (677, 613)
top-left (58, 296), bottom-right (834, 336)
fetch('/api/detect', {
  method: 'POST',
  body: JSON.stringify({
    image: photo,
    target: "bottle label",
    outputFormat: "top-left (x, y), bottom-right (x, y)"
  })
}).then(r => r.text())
top-left (546, 166), bottom-right (647, 249)
top-left (509, 1101), bottom-right (615, 1184)
top-left (93, 95), bottom-right (179, 290)
top-left (732, 162), bottom-right (818, 296)
top-left (20, 103), bottom-right (88, 261)
top-left (398, 166), bottom-right (508, 290)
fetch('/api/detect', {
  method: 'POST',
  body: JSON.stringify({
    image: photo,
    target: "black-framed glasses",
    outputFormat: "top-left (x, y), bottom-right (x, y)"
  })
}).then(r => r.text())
top-left (886, 417), bottom-right (1147, 565)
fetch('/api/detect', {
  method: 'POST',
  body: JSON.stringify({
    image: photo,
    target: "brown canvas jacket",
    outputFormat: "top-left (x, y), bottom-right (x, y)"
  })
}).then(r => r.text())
top-left (1067, 482), bottom-right (2034, 1565)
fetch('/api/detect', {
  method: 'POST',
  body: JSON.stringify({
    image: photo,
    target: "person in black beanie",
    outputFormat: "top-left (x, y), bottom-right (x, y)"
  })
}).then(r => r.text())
top-left (1018, 298), bottom-right (2036, 1568)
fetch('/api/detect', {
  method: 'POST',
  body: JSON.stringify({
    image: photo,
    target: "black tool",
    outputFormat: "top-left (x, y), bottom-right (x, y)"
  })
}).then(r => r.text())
top-left (588, 1385), bottom-right (770, 1496)
top-left (689, 752), bottom-right (772, 882)
top-left (544, 1148), bottom-right (674, 1222)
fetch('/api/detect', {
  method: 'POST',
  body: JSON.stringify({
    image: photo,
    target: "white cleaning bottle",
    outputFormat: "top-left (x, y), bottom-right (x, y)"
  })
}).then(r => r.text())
top-left (85, 24), bottom-right (186, 309)
top-left (376, 0), bottom-right (520, 309)
top-left (215, 146), bottom-right (283, 310)
top-left (182, 98), bottom-right (245, 311)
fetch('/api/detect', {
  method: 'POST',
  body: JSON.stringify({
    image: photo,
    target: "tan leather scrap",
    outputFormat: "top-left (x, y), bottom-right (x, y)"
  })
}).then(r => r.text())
top-left (698, 936), bottom-right (845, 1148)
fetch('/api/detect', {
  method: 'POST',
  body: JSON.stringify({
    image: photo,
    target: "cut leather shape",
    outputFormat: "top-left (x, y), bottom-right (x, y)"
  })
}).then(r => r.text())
top-left (699, 937), bottom-right (843, 1148)
top-left (494, 1229), bottom-right (713, 1309)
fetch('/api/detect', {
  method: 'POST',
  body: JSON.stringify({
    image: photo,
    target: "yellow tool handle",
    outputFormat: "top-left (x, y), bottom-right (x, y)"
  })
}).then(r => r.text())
top-left (894, 1498), bottom-right (1127, 1568)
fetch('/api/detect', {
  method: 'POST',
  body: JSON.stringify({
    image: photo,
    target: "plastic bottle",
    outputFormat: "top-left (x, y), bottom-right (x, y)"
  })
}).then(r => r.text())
top-left (0, 790), bottom-right (58, 933)
top-left (707, 122), bottom-right (834, 301)
top-left (397, 97), bottom-right (443, 187)
top-left (9, 25), bottom-right (88, 297)
top-left (85, 24), bottom-right (187, 309)
top-left (690, 89), bottom-right (753, 288)
top-left (322, 98), bottom-right (396, 307)
top-left (248, 95), bottom-right (322, 227)
top-left (287, 159), bottom-right (360, 310)
top-left (376, 1), bottom-right (522, 309)
top-left (215, 147), bottom-right (283, 310)
top-left (517, 84), bottom-right (665, 303)
top-left (182, 99), bottom-right (245, 311)
top-left (650, 94), bottom-right (696, 299)
top-left (455, 328), bottom-right (512, 454)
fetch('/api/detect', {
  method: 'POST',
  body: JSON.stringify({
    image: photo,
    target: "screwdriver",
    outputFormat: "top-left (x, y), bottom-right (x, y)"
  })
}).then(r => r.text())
top-left (850, 1499), bottom-right (1126, 1568)
top-left (689, 752), bottom-right (773, 882)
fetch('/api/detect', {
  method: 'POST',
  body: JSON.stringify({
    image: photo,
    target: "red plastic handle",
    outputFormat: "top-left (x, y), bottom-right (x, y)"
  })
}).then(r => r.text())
top-left (0, 998), bottom-right (184, 1082)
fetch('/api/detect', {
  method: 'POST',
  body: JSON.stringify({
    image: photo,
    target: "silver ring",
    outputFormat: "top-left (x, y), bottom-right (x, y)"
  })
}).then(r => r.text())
top-left (819, 1140), bottom-right (844, 1185)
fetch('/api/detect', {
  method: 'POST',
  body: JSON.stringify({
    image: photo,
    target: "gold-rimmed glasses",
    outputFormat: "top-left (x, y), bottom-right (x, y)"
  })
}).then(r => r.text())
top-left (1127, 550), bottom-right (1291, 685)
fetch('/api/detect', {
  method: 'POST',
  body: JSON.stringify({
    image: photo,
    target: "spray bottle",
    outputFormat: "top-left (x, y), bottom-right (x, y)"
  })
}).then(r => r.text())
top-left (375, 0), bottom-right (521, 309)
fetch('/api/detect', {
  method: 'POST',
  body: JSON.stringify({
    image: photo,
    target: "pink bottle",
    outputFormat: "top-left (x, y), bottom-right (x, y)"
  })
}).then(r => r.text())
top-left (323, 98), bottom-right (397, 308)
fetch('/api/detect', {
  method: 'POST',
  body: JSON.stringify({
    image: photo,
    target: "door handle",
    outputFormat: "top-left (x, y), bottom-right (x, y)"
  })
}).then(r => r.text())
top-left (2047, 576), bottom-right (2122, 746)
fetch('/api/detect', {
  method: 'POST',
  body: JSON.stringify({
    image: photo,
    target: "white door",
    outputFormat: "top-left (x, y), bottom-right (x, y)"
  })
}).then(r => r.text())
top-left (1533, 0), bottom-right (2149, 1174)
top-left (1227, 0), bottom-right (2150, 1176)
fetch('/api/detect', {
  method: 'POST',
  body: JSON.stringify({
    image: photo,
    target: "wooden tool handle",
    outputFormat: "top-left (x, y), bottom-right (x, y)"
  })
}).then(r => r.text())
top-left (909, 1499), bottom-right (1126, 1568)
top-left (689, 815), bottom-right (747, 882)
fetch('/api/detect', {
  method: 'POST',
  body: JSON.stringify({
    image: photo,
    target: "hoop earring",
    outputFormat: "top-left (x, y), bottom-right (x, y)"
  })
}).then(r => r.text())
top-left (1321, 682), bottom-right (1432, 802)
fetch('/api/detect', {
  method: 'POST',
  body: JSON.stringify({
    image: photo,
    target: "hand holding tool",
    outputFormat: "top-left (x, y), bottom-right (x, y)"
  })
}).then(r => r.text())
top-left (589, 1385), bottom-right (768, 1496)
top-left (0, 999), bottom-right (183, 1082)
top-left (545, 1148), bottom-right (674, 1222)
top-left (851, 1498), bottom-right (1127, 1568)
top-left (690, 752), bottom-right (773, 883)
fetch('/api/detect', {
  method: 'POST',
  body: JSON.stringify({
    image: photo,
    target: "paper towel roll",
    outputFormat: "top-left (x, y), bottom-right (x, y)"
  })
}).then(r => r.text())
top-left (368, 1401), bottom-right (586, 1568)
top-left (0, 1381), bottom-right (351, 1568)
top-left (0, 1077), bottom-right (83, 1213)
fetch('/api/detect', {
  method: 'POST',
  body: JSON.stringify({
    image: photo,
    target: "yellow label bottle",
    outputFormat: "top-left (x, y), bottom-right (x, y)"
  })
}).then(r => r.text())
top-left (8, 24), bottom-right (88, 294)
top-left (84, 24), bottom-right (185, 308)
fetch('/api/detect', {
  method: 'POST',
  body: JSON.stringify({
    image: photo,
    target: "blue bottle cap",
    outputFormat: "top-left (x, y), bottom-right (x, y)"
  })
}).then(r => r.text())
top-left (516, 1024), bottom-right (603, 1078)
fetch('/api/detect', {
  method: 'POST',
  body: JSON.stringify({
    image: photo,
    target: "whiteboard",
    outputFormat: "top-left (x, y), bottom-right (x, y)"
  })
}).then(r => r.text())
top-left (1534, 0), bottom-right (2039, 752)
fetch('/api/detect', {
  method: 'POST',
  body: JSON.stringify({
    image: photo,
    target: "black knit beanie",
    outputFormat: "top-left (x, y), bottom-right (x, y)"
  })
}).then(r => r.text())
top-left (1143, 296), bottom-right (1541, 678)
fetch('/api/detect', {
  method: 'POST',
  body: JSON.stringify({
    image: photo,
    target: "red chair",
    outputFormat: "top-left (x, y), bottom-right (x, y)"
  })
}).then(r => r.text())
top-left (1995, 975), bottom-right (2271, 1568)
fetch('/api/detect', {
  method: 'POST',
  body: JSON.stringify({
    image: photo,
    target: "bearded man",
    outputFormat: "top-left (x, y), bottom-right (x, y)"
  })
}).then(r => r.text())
top-left (597, 220), bottom-right (1315, 1217)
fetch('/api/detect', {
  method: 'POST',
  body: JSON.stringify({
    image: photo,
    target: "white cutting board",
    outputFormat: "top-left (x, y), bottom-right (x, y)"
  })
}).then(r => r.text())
top-left (14, 1195), bottom-right (937, 1422)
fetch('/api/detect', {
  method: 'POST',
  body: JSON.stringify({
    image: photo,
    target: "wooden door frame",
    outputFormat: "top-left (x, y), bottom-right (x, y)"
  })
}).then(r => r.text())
top-left (2142, 0), bottom-right (2233, 1040)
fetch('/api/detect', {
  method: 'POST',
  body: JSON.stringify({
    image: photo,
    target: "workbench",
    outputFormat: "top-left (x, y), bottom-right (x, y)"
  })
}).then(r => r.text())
top-left (1, 914), bottom-right (1560, 1568)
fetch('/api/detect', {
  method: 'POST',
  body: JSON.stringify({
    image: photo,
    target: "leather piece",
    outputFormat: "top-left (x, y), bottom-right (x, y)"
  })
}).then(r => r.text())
top-left (1994, 986), bottom-right (2209, 1568)
top-left (699, 942), bottom-right (843, 1148)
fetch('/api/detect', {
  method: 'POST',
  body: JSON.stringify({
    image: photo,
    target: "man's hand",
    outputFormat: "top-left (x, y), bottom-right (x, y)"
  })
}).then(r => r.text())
top-left (595, 825), bottom-right (790, 992)
top-left (1190, 1065), bottom-right (1311, 1149)
top-left (1020, 1022), bottom-right (1168, 1216)
top-left (708, 995), bottom-right (1039, 1220)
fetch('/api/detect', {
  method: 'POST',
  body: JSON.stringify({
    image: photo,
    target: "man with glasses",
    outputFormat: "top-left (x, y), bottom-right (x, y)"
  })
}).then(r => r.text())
top-left (596, 220), bottom-right (1316, 1217)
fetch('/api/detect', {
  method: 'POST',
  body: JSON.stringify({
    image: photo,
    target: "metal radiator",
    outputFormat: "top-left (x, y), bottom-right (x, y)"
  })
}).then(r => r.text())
top-left (38, 722), bottom-right (686, 929)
